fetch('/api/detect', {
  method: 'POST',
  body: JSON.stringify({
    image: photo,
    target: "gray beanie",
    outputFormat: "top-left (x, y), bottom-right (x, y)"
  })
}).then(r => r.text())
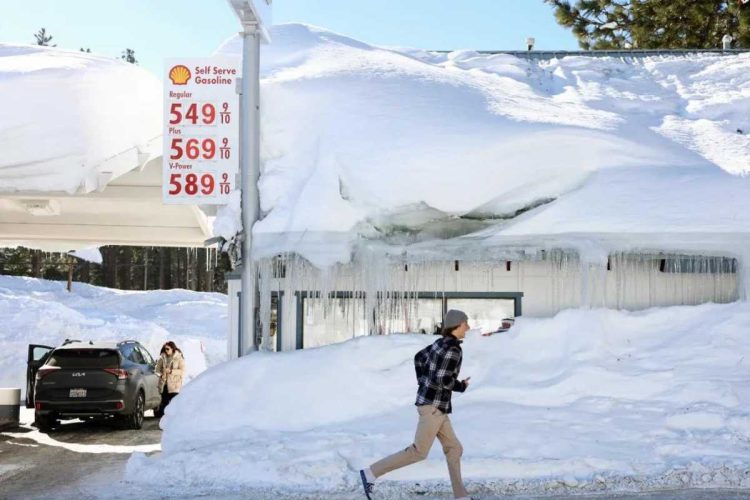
top-left (443, 309), bottom-right (468, 329)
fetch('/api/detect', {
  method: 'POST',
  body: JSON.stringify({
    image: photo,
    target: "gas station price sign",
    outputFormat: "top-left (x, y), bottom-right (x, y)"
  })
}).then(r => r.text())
top-left (163, 58), bottom-right (239, 205)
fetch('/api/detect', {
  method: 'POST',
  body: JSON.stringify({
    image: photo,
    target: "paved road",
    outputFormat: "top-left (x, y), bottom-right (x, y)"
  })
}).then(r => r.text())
top-left (0, 411), bottom-right (161, 499)
top-left (2, 410), bottom-right (750, 499)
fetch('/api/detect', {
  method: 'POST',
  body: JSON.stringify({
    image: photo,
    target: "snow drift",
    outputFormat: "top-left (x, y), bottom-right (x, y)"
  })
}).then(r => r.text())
top-left (0, 44), bottom-right (161, 193)
top-left (128, 301), bottom-right (750, 496)
top-left (212, 24), bottom-right (750, 266)
top-left (0, 276), bottom-right (228, 394)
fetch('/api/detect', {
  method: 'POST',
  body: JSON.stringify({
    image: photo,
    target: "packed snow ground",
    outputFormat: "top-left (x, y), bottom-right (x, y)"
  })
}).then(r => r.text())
top-left (212, 24), bottom-right (750, 266)
top-left (128, 301), bottom-right (750, 496)
top-left (0, 276), bottom-right (228, 394)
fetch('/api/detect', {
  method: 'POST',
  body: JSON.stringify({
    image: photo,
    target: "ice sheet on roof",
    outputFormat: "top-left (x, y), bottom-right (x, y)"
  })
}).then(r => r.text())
top-left (213, 24), bottom-right (750, 266)
top-left (0, 44), bottom-right (162, 193)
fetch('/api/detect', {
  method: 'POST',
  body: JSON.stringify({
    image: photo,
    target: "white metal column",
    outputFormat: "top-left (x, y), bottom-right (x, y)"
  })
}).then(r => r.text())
top-left (239, 25), bottom-right (261, 354)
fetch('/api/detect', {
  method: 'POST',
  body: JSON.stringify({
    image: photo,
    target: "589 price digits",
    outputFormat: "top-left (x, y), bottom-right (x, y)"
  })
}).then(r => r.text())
top-left (168, 173), bottom-right (231, 196)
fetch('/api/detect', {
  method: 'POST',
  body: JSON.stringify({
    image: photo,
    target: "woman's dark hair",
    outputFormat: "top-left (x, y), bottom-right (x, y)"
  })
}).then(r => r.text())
top-left (160, 341), bottom-right (183, 357)
top-left (440, 324), bottom-right (461, 337)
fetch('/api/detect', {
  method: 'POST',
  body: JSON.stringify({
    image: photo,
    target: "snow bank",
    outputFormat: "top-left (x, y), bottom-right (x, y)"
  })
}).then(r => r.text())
top-left (0, 44), bottom-right (161, 193)
top-left (127, 301), bottom-right (750, 496)
top-left (212, 25), bottom-right (750, 266)
top-left (0, 276), bottom-right (227, 394)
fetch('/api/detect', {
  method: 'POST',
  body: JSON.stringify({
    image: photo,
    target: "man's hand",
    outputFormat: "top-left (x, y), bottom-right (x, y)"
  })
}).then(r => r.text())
top-left (462, 377), bottom-right (471, 388)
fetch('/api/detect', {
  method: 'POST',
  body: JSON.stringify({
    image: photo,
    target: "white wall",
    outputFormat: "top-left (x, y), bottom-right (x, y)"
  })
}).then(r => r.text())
top-left (229, 255), bottom-right (739, 352)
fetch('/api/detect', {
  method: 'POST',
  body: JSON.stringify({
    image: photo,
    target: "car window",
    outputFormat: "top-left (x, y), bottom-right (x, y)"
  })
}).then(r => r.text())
top-left (32, 346), bottom-right (52, 362)
top-left (119, 344), bottom-right (134, 361)
top-left (119, 344), bottom-right (145, 364)
top-left (137, 345), bottom-right (154, 365)
top-left (128, 346), bottom-right (146, 364)
top-left (46, 349), bottom-right (119, 368)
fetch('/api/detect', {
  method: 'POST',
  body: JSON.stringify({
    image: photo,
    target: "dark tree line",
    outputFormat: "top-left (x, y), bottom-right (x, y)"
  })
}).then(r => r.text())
top-left (0, 246), bottom-right (231, 293)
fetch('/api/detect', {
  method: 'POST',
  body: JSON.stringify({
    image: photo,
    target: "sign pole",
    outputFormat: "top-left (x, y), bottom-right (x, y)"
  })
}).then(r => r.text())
top-left (239, 23), bottom-right (261, 354)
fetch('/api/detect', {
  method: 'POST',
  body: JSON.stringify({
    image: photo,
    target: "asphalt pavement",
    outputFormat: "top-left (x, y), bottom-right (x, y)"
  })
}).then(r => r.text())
top-left (2, 410), bottom-right (750, 499)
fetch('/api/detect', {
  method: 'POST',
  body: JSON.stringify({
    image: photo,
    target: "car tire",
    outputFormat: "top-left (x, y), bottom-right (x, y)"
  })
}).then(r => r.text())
top-left (123, 391), bottom-right (145, 430)
top-left (35, 412), bottom-right (56, 432)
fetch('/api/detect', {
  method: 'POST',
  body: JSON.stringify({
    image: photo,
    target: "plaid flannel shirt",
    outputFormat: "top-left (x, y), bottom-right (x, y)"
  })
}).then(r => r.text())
top-left (413, 334), bottom-right (466, 414)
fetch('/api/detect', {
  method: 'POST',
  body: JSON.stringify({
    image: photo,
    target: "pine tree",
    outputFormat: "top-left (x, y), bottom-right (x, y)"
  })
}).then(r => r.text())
top-left (736, 0), bottom-right (750, 46)
top-left (33, 28), bottom-right (55, 47)
top-left (544, 0), bottom-right (750, 49)
top-left (121, 48), bottom-right (137, 64)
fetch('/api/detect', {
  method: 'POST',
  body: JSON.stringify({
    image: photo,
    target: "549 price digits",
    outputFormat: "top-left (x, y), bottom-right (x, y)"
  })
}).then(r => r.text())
top-left (169, 102), bottom-right (232, 125)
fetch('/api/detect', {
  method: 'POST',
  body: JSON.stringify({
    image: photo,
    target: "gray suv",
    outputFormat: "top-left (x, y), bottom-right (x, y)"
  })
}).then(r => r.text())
top-left (26, 340), bottom-right (162, 431)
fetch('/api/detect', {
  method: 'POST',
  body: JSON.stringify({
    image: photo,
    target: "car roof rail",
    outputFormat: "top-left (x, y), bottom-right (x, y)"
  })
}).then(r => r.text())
top-left (118, 340), bottom-right (138, 345)
top-left (62, 338), bottom-right (82, 346)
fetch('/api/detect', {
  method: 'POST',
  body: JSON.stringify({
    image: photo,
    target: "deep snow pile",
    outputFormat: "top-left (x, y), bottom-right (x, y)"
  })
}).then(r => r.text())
top-left (212, 25), bottom-right (750, 266)
top-left (0, 44), bottom-right (161, 193)
top-left (0, 276), bottom-right (227, 393)
top-left (128, 301), bottom-right (750, 495)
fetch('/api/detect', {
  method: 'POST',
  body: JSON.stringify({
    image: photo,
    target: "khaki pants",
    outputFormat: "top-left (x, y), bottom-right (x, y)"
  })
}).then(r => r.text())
top-left (370, 405), bottom-right (468, 498)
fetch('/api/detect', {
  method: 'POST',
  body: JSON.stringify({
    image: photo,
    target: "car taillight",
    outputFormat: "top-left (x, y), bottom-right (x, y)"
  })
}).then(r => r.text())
top-left (115, 401), bottom-right (124, 410)
top-left (104, 368), bottom-right (129, 379)
top-left (36, 367), bottom-right (59, 380)
top-left (35, 402), bottom-right (42, 410)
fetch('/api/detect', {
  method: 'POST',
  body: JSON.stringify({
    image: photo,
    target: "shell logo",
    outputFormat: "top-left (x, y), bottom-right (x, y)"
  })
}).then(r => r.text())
top-left (169, 65), bottom-right (191, 85)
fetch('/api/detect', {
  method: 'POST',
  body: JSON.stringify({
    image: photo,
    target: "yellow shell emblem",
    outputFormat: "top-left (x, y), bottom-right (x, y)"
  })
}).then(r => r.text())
top-left (169, 65), bottom-right (191, 85)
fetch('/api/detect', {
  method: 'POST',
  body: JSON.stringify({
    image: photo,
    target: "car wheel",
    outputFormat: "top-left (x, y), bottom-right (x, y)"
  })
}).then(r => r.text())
top-left (125, 391), bottom-right (145, 430)
top-left (35, 412), bottom-right (56, 432)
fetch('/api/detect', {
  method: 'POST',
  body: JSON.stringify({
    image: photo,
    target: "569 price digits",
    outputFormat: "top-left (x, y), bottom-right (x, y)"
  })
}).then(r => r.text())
top-left (170, 137), bottom-right (231, 160)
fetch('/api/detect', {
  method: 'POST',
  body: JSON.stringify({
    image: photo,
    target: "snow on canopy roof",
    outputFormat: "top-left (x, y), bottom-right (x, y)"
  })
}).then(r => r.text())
top-left (0, 44), bottom-right (161, 194)
top-left (214, 24), bottom-right (750, 266)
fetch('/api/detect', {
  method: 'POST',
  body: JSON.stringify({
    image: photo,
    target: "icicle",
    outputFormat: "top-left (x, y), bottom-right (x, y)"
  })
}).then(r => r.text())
top-left (258, 258), bottom-right (273, 352)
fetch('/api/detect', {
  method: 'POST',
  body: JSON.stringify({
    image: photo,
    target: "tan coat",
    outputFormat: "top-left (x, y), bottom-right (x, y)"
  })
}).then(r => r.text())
top-left (155, 351), bottom-right (185, 394)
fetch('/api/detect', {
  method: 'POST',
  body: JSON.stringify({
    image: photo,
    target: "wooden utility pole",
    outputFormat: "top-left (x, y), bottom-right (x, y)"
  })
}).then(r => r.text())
top-left (143, 248), bottom-right (149, 290)
top-left (66, 257), bottom-right (76, 292)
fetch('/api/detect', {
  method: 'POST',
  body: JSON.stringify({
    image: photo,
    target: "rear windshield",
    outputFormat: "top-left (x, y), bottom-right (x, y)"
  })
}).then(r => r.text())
top-left (46, 349), bottom-right (119, 369)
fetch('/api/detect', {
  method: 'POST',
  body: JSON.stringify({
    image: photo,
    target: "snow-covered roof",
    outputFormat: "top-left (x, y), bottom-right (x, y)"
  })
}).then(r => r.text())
top-left (0, 44), bottom-right (161, 193)
top-left (0, 44), bottom-right (215, 251)
top-left (214, 24), bottom-right (750, 267)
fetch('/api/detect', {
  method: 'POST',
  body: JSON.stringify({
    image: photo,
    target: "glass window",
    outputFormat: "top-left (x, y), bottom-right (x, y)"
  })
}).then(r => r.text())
top-left (137, 345), bottom-right (154, 365)
top-left (32, 346), bottom-right (51, 362)
top-left (119, 344), bottom-right (145, 364)
top-left (47, 349), bottom-right (119, 369)
top-left (303, 297), bottom-right (369, 348)
top-left (446, 298), bottom-right (515, 334)
top-left (119, 344), bottom-right (134, 361)
top-left (128, 347), bottom-right (146, 364)
top-left (375, 298), bottom-right (442, 335)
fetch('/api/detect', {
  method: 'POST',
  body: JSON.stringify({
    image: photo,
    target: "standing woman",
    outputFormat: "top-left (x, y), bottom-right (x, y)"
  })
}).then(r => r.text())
top-left (154, 341), bottom-right (185, 418)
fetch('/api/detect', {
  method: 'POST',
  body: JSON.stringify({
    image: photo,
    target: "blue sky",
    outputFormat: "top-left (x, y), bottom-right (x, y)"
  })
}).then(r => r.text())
top-left (2, 0), bottom-right (579, 77)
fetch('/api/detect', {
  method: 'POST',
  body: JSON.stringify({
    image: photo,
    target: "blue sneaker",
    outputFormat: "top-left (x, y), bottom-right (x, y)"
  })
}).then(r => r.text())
top-left (359, 469), bottom-right (374, 499)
